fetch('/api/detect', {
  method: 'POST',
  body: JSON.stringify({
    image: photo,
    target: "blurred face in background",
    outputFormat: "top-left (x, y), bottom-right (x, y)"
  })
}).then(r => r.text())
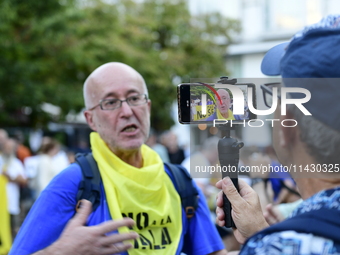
top-left (3, 139), bottom-right (17, 157)
top-left (0, 129), bottom-right (8, 152)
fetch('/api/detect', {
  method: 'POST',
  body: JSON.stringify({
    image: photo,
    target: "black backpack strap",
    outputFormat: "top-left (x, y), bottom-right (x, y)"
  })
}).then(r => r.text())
top-left (75, 153), bottom-right (101, 212)
top-left (164, 162), bottom-right (199, 219)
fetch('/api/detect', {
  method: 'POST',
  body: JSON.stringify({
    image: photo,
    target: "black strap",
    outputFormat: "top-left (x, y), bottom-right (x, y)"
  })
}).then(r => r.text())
top-left (75, 153), bottom-right (101, 212)
top-left (279, 179), bottom-right (301, 197)
top-left (164, 162), bottom-right (199, 219)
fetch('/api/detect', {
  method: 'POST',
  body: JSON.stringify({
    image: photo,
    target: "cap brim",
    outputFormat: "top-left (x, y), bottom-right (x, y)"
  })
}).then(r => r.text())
top-left (261, 42), bottom-right (289, 76)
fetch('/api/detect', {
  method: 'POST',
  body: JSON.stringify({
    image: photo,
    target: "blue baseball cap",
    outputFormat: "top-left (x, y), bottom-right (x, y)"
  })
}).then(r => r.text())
top-left (261, 14), bottom-right (340, 131)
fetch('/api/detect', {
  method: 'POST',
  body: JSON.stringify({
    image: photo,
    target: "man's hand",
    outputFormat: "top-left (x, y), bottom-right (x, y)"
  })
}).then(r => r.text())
top-left (263, 203), bottom-right (284, 225)
top-left (2, 172), bottom-right (11, 181)
top-left (215, 177), bottom-right (269, 244)
top-left (35, 200), bottom-right (139, 255)
top-left (2, 172), bottom-right (27, 186)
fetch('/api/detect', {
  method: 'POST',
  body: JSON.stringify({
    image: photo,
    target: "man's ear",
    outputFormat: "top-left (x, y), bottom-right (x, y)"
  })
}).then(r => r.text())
top-left (147, 99), bottom-right (152, 113)
top-left (279, 110), bottom-right (298, 148)
top-left (84, 110), bottom-right (97, 131)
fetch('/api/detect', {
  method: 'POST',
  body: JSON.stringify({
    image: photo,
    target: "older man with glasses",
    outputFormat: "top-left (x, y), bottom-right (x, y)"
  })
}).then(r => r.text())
top-left (10, 62), bottom-right (226, 255)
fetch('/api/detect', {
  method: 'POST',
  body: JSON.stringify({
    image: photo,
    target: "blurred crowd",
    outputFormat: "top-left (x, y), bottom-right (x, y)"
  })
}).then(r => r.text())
top-left (147, 129), bottom-right (302, 252)
top-left (0, 129), bottom-right (85, 241)
top-left (0, 127), bottom-right (301, 253)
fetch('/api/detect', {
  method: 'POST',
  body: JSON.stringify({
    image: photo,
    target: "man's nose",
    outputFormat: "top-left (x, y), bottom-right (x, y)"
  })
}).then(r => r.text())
top-left (119, 101), bottom-right (133, 117)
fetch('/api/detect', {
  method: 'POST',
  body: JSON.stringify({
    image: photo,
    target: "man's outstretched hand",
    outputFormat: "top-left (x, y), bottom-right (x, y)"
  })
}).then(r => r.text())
top-left (35, 199), bottom-right (139, 255)
top-left (215, 177), bottom-right (269, 244)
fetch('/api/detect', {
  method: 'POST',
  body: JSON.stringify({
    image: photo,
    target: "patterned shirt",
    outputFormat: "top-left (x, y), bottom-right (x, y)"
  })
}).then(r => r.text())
top-left (240, 186), bottom-right (340, 255)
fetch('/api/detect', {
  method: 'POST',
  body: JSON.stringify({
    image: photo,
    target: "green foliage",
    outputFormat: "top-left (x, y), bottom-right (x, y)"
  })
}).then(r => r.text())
top-left (190, 85), bottom-right (216, 103)
top-left (0, 0), bottom-right (240, 131)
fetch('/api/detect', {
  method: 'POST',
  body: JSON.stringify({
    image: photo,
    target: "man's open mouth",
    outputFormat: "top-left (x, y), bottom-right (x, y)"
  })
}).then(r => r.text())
top-left (122, 124), bottom-right (137, 132)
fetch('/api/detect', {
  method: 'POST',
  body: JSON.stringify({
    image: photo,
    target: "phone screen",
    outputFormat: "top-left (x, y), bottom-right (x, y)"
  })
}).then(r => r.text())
top-left (178, 83), bottom-right (256, 124)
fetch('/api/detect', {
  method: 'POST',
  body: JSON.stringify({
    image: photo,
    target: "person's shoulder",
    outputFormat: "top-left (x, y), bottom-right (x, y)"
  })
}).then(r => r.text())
top-left (8, 156), bottom-right (25, 175)
top-left (152, 143), bottom-right (168, 153)
top-left (241, 230), bottom-right (339, 254)
top-left (53, 162), bottom-right (82, 180)
top-left (44, 163), bottom-right (82, 191)
top-left (37, 154), bottom-right (51, 164)
top-left (58, 162), bottom-right (82, 175)
top-left (11, 156), bottom-right (24, 166)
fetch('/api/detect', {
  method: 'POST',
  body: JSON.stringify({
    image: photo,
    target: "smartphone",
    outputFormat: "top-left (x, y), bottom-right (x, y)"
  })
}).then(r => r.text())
top-left (178, 82), bottom-right (256, 124)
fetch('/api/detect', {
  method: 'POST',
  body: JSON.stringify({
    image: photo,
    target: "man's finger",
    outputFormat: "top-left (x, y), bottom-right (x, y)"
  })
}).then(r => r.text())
top-left (222, 177), bottom-right (244, 208)
top-left (264, 204), bottom-right (281, 224)
top-left (215, 193), bottom-right (226, 228)
top-left (101, 231), bottom-right (139, 246)
top-left (237, 178), bottom-right (254, 198)
top-left (264, 208), bottom-right (276, 225)
top-left (216, 206), bottom-right (225, 220)
top-left (216, 190), bottom-right (223, 207)
top-left (95, 218), bottom-right (136, 235)
top-left (216, 219), bottom-right (225, 227)
top-left (215, 207), bottom-right (225, 227)
top-left (101, 242), bottom-right (134, 255)
top-left (68, 199), bottom-right (93, 227)
top-left (216, 179), bottom-right (222, 189)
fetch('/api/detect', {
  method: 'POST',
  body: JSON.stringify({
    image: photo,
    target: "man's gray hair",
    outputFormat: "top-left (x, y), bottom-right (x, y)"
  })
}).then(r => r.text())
top-left (288, 105), bottom-right (340, 164)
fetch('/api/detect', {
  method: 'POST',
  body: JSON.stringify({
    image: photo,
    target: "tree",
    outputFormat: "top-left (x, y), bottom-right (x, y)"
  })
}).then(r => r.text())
top-left (0, 0), bottom-right (240, 131)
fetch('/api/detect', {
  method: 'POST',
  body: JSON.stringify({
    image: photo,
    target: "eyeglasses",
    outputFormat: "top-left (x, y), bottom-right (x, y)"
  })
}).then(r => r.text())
top-left (88, 94), bottom-right (148, 111)
top-left (260, 83), bottom-right (281, 108)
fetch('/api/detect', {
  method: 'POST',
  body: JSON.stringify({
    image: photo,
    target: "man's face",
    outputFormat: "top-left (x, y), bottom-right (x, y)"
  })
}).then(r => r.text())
top-left (215, 89), bottom-right (231, 114)
top-left (3, 139), bottom-right (15, 157)
top-left (272, 102), bottom-right (290, 166)
top-left (85, 67), bottom-right (151, 154)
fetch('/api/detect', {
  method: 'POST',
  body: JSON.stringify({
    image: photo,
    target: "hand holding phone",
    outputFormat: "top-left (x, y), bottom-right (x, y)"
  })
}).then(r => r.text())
top-left (218, 135), bottom-right (243, 228)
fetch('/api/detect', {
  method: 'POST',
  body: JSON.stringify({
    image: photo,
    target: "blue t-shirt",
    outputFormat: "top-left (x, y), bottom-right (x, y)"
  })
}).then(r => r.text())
top-left (10, 163), bottom-right (224, 255)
